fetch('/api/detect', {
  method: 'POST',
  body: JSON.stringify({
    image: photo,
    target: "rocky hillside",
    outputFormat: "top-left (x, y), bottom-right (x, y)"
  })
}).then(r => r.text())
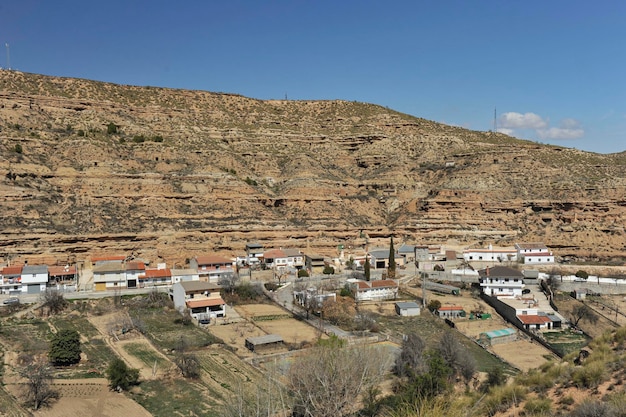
top-left (0, 70), bottom-right (625, 266)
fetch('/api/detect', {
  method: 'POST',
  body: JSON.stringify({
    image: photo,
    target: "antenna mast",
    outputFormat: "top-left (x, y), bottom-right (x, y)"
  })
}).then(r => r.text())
top-left (493, 107), bottom-right (497, 133)
top-left (5, 43), bottom-right (10, 70)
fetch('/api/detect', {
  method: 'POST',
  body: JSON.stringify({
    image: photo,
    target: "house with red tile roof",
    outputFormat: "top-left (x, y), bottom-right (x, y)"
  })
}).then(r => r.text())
top-left (189, 255), bottom-right (234, 283)
top-left (436, 305), bottom-right (466, 319)
top-left (125, 261), bottom-right (146, 289)
top-left (517, 314), bottom-right (552, 331)
top-left (138, 268), bottom-right (171, 287)
top-left (1, 266), bottom-right (22, 294)
top-left (351, 279), bottom-right (398, 301)
top-left (172, 281), bottom-right (226, 321)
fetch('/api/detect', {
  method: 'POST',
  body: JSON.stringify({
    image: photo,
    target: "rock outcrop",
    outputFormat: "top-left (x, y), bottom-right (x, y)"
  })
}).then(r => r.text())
top-left (0, 70), bottom-right (625, 266)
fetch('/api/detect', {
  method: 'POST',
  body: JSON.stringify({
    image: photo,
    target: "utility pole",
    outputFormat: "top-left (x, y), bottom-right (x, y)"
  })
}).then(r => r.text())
top-left (493, 107), bottom-right (497, 133)
top-left (5, 43), bottom-right (10, 70)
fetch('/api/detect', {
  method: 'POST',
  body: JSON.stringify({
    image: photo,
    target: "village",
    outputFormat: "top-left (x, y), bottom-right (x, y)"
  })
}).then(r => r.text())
top-left (2, 239), bottom-right (625, 369)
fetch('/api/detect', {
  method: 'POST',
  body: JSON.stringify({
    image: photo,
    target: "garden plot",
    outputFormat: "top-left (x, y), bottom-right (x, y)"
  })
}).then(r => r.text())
top-left (491, 340), bottom-right (556, 372)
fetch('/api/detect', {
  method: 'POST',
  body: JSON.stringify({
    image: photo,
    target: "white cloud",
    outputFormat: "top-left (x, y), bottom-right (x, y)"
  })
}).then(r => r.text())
top-left (497, 128), bottom-right (515, 136)
top-left (537, 127), bottom-right (584, 140)
top-left (536, 118), bottom-right (584, 140)
top-left (499, 112), bottom-right (548, 129)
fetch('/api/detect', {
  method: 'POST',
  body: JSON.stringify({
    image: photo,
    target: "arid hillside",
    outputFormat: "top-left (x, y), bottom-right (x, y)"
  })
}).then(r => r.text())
top-left (0, 70), bottom-right (625, 266)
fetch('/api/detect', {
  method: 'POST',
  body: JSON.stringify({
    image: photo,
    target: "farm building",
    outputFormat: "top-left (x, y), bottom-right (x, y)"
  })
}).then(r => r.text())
top-left (245, 334), bottom-right (284, 353)
top-left (395, 301), bottom-right (421, 316)
top-left (478, 328), bottom-right (518, 346)
top-left (424, 281), bottom-right (460, 295)
top-left (436, 305), bottom-right (465, 319)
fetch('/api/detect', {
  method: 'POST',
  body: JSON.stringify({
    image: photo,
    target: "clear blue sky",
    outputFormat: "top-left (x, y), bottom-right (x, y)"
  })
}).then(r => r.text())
top-left (1, 1), bottom-right (625, 153)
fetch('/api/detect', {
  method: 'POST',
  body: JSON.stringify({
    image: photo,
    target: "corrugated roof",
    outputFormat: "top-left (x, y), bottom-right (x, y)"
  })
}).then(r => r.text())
top-left (22, 265), bottom-right (48, 274)
top-left (179, 281), bottom-right (221, 292)
top-left (246, 334), bottom-right (284, 345)
top-left (48, 265), bottom-right (77, 276)
top-left (396, 302), bottom-right (420, 309)
top-left (482, 328), bottom-right (516, 338)
top-left (371, 279), bottom-right (398, 288)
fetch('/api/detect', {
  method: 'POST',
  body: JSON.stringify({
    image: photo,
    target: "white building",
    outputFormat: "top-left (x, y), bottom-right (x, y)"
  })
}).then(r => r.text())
top-left (514, 243), bottom-right (554, 265)
top-left (478, 266), bottom-right (525, 298)
top-left (20, 265), bottom-right (48, 294)
top-left (463, 246), bottom-right (518, 263)
top-left (351, 279), bottom-right (398, 301)
top-left (171, 281), bottom-right (226, 321)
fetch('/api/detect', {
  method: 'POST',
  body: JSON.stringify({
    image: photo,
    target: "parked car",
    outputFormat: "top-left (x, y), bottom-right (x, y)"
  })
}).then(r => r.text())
top-left (3, 297), bottom-right (19, 305)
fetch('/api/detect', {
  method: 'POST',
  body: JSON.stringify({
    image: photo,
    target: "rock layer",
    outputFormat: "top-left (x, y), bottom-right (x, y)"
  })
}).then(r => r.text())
top-left (0, 71), bottom-right (625, 266)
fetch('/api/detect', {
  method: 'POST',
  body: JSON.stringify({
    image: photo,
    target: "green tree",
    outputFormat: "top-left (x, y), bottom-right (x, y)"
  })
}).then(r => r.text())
top-left (49, 329), bottom-right (81, 366)
top-left (323, 265), bottom-right (335, 275)
top-left (298, 269), bottom-right (309, 278)
top-left (575, 270), bottom-right (589, 280)
top-left (427, 299), bottom-right (441, 312)
top-left (107, 122), bottom-right (118, 134)
top-left (14, 143), bottom-right (23, 153)
top-left (364, 256), bottom-right (371, 281)
top-left (106, 358), bottom-right (139, 391)
top-left (388, 237), bottom-right (396, 279)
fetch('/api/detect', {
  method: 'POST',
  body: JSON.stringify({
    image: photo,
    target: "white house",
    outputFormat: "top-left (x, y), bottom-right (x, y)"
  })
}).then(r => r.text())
top-left (283, 248), bottom-right (305, 269)
top-left (93, 262), bottom-right (126, 291)
top-left (172, 281), bottom-right (226, 321)
top-left (478, 266), bottom-right (525, 298)
top-left (395, 301), bottom-right (421, 316)
top-left (463, 246), bottom-right (518, 263)
top-left (125, 261), bottom-right (146, 289)
top-left (245, 243), bottom-right (264, 265)
top-left (20, 265), bottom-right (48, 294)
top-left (190, 255), bottom-right (235, 283)
top-left (514, 243), bottom-right (554, 265)
top-left (351, 279), bottom-right (398, 301)
top-left (171, 268), bottom-right (200, 284)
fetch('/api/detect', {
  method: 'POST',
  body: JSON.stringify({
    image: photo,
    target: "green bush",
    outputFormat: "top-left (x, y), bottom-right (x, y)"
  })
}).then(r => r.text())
top-left (106, 358), bottom-right (139, 391)
top-left (14, 143), bottom-right (23, 154)
top-left (132, 135), bottom-right (145, 143)
top-left (523, 397), bottom-right (552, 415)
top-left (575, 270), bottom-right (589, 279)
top-left (297, 269), bottom-right (309, 278)
top-left (49, 329), bottom-right (81, 366)
top-left (323, 265), bottom-right (335, 275)
top-left (107, 122), bottom-right (118, 134)
top-left (572, 361), bottom-right (605, 388)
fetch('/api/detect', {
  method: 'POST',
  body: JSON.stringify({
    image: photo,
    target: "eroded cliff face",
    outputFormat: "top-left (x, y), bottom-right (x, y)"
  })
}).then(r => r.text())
top-left (0, 70), bottom-right (624, 266)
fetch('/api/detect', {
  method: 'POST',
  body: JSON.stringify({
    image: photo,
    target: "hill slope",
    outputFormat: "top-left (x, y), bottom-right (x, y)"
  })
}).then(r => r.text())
top-left (0, 70), bottom-right (625, 265)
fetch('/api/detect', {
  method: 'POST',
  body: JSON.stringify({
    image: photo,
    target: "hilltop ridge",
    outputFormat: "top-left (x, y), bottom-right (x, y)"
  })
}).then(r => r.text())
top-left (0, 70), bottom-right (625, 265)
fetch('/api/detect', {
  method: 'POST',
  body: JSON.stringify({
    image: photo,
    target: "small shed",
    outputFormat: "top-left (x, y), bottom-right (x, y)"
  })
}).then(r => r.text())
top-left (245, 334), bottom-right (284, 353)
top-left (425, 281), bottom-right (460, 296)
top-left (436, 305), bottom-right (465, 319)
top-left (478, 328), bottom-right (517, 346)
top-left (395, 301), bottom-right (421, 317)
top-left (573, 288), bottom-right (589, 300)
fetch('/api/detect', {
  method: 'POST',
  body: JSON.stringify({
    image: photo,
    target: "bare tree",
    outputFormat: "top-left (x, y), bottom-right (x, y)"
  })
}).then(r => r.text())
top-left (437, 331), bottom-right (476, 386)
top-left (288, 342), bottom-right (391, 417)
top-left (571, 303), bottom-right (598, 327)
top-left (174, 337), bottom-right (200, 379)
top-left (39, 289), bottom-right (68, 316)
top-left (222, 364), bottom-right (288, 417)
top-left (394, 333), bottom-right (427, 378)
top-left (219, 272), bottom-right (240, 295)
top-left (20, 361), bottom-right (58, 410)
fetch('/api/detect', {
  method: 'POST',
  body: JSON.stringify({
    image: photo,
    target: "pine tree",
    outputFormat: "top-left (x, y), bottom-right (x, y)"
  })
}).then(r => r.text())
top-left (388, 236), bottom-right (396, 279)
top-left (364, 256), bottom-right (371, 281)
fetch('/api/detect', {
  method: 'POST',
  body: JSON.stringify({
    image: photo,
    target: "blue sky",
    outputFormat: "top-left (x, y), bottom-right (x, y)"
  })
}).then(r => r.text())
top-left (1, 1), bottom-right (625, 154)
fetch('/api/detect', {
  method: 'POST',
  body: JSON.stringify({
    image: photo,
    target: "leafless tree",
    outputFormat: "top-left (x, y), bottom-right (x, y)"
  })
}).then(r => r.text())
top-left (174, 337), bottom-right (200, 379)
top-left (394, 333), bottom-right (427, 378)
top-left (19, 361), bottom-right (58, 410)
top-left (219, 272), bottom-right (240, 294)
top-left (288, 342), bottom-right (391, 417)
top-left (222, 365), bottom-right (288, 417)
top-left (39, 289), bottom-right (68, 316)
top-left (437, 331), bottom-right (476, 386)
top-left (571, 303), bottom-right (598, 327)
